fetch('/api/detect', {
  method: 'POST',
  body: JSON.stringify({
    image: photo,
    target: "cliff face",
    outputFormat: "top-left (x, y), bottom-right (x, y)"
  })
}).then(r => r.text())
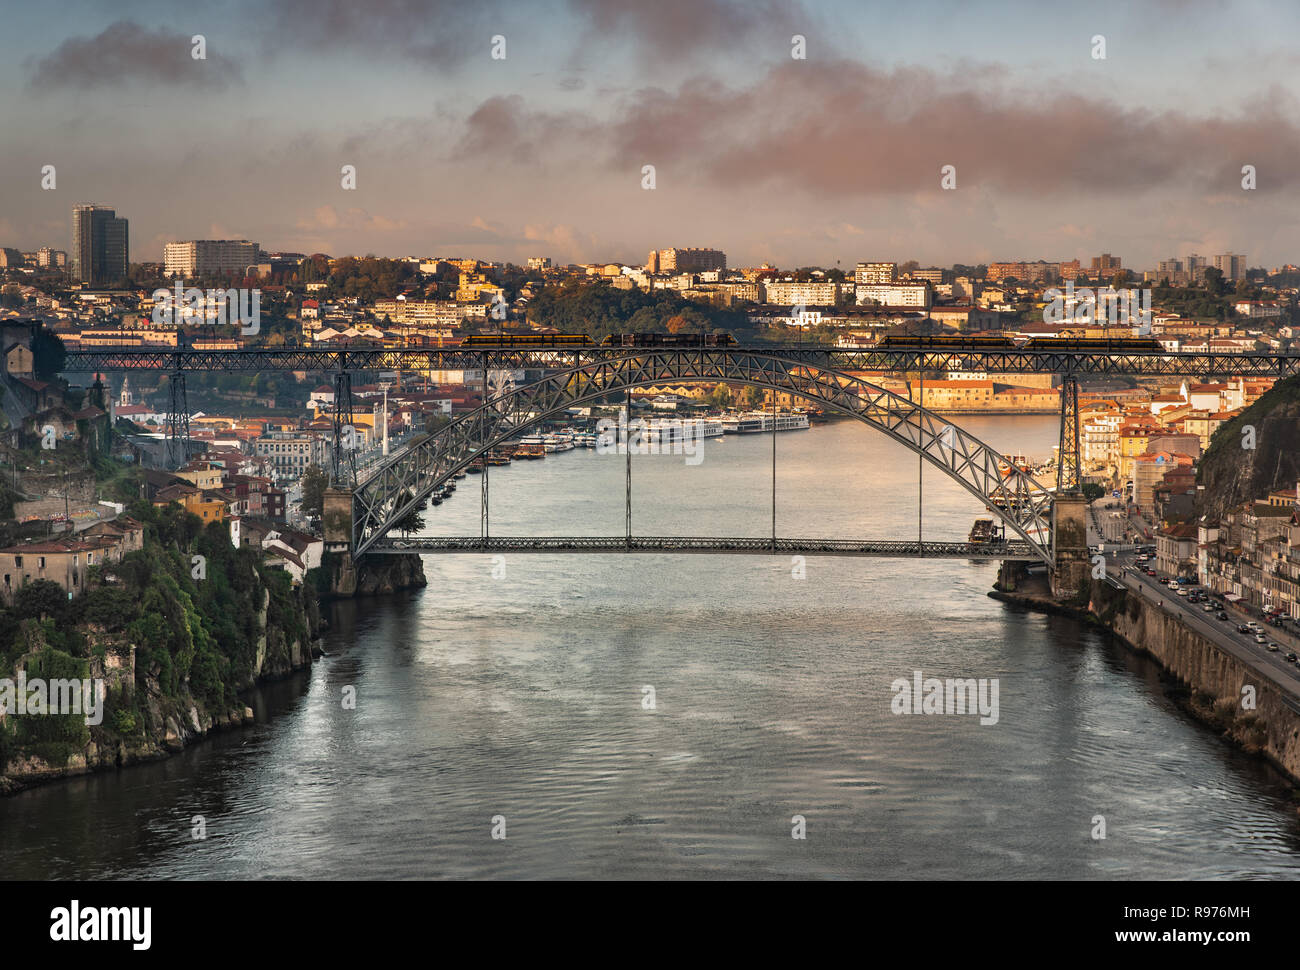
top-left (0, 538), bottom-right (324, 795)
top-left (1, 582), bottom-right (319, 795)
top-left (1197, 375), bottom-right (1300, 521)
top-left (1091, 579), bottom-right (1300, 782)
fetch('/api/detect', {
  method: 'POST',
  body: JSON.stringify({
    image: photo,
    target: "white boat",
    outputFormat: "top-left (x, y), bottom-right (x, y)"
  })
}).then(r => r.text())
top-left (543, 433), bottom-right (575, 453)
top-left (723, 410), bottom-right (811, 433)
top-left (642, 418), bottom-right (725, 444)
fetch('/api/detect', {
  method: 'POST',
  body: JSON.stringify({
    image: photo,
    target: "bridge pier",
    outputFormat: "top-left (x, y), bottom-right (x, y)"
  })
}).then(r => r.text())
top-left (997, 560), bottom-right (1022, 592)
top-left (1050, 492), bottom-right (1090, 601)
top-left (323, 486), bottom-right (354, 554)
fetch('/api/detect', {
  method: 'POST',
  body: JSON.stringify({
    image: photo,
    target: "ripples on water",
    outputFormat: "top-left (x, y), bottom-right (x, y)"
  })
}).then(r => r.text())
top-left (2, 417), bottom-right (1298, 879)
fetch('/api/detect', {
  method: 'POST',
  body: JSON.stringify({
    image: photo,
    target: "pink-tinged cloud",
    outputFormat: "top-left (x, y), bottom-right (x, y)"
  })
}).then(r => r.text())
top-left (567, 0), bottom-right (808, 64)
top-left (27, 21), bottom-right (243, 91)
top-left (455, 60), bottom-right (1300, 197)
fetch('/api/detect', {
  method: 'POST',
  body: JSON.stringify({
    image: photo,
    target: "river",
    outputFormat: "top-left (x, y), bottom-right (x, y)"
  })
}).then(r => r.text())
top-left (2, 415), bottom-right (1299, 879)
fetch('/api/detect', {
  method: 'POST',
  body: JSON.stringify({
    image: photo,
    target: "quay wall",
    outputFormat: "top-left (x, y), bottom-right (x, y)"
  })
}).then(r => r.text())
top-left (996, 578), bottom-right (1300, 785)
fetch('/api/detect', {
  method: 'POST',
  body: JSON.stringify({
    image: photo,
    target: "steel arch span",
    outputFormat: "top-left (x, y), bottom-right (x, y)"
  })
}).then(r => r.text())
top-left (349, 349), bottom-right (1056, 561)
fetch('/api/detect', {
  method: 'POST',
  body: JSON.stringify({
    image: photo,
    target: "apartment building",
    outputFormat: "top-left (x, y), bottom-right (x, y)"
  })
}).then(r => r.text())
top-left (854, 262), bottom-right (895, 285)
top-left (855, 283), bottom-right (930, 308)
top-left (163, 239), bottom-right (260, 278)
top-left (253, 431), bottom-right (329, 481)
top-left (646, 248), bottom-right (726, 274)
top-left (762, 280), bottom-right (842, 306)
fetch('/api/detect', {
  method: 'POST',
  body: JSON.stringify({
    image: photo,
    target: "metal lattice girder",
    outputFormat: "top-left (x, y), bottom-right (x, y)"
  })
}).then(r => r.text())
top-left (350, 350), bottom-right (1058, 562)
top-left (368, 535), bottom-right (1040, 560)
top-left (1057, 375), bottom-right (1081, 494)
top-left (62, 346), bottom-right (1300, 378)
top-left (331, 369), bottom-right (356, 485)
top-left (165, 370), bottom-right (189, 468)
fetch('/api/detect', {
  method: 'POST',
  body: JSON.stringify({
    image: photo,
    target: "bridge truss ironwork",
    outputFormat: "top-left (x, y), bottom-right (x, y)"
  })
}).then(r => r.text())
top-left (63, 342), bottom-right (1300, 564)
top-left (369, 535), bottom-right (1041, 560)
top-left (62, 345), bottom-right (1300, 378)
top-left (349, 349), bottom-right (1058, 562)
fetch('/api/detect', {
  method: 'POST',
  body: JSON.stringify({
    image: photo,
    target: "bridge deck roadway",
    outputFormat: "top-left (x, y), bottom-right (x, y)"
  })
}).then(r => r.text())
top-left (368, 536), bottom-right (1040, 560)
top-left (62, 345), bottom-right (1300, 377)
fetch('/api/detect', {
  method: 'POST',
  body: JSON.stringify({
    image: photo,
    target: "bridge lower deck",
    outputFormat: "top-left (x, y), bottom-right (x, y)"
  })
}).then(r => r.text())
top-left (367, 536), bottom-right (1041, 560)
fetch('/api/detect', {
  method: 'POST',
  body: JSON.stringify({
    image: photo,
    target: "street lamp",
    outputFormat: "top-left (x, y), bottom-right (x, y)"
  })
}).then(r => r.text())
top-left (379, 381), bottom-right (392, 457)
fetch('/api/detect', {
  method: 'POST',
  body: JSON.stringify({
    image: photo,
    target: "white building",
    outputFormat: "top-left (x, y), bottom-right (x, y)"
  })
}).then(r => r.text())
top-left (855, 283), bottom-right (930, 308)
top-left (854, 262), bottom-right (895, 285)
top-left (164, 240), bottom-right (261, 278)
top-left (762, 281), bottom-right (841, 306)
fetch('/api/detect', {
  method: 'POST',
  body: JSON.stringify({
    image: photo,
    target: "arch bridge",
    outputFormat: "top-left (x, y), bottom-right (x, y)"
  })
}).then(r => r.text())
top-left (324, 347), bottom-right (1086, 590)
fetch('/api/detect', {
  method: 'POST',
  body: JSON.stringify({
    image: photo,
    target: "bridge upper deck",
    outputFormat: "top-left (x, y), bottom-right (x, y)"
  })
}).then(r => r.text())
top-left (61, 343), bottom-right (1300, 377)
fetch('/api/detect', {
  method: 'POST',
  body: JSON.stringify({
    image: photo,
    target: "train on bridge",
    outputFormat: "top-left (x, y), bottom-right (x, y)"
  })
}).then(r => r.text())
top-left (461, 332), bottom-right (738, 348)
top-left (874, 334), bottom-right (1166, 353)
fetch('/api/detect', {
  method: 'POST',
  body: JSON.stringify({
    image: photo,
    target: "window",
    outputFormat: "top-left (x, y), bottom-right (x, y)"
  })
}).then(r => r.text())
top-left (14, 556), bottom-right (21, 567)
top-left (38, 557), bottom-right (45, 569)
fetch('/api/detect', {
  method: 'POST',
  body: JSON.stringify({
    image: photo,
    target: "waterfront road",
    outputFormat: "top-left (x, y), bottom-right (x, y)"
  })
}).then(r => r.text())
top-left (1111, 552), bottom-right (1300, 705)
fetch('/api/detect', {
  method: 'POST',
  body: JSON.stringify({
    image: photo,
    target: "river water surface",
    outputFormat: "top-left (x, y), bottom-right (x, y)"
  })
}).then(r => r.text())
top-left (3, 416), bottom-right (1299, 879)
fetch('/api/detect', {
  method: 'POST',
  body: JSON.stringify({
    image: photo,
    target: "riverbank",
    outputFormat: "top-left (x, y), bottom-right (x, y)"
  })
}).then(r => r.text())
top-left (991, 577), bottom-right (1300, 789)
top-left (0, 584), bottom-right (322, 797)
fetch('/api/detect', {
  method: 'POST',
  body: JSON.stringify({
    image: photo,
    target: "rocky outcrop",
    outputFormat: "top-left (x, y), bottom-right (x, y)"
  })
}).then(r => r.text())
top-left (1197, 374), bottom-right (1300, 522)
top-left (320, 551), bottom-right (427, 599)
top-left (0, 582), bottom-right (319, 794)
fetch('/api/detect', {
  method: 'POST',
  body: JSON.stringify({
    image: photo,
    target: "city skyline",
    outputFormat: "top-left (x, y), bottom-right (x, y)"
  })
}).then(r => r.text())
top-left (5, 0), bottom-right (1300, 268)
top-left (18, 203), bottom-right (1278, 278)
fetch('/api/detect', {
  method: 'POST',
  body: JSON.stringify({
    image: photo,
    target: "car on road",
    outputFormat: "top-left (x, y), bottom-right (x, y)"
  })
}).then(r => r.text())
top-left (1202, 602), bottom-right (1215, 612)
top-left (1238, 624), bottom-right (1252, 634)
top-left (1137, 554), bottom-right (1149, 562)
top-left (1255, 634), bottom-right (1268, 644)
top-left (1176, 587), bottom-right (1188, 596)
top-left (1217, 612), bottom-right (1229, 620)
top-left (1268, 642), bottom-right (1280, 652)
top-left (1287, 653), bottom-right (1298, 663)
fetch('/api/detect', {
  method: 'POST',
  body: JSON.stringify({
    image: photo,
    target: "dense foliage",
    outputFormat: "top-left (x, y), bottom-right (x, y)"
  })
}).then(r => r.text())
top-left (524, 281), bottom-right (753, 341)
top-left (0, 501), bottom-right (316, 772)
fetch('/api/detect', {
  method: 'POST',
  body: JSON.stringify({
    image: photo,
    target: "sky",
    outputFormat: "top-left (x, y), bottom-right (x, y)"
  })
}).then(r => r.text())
top-left (3, 0), bottom-right (1300, 270)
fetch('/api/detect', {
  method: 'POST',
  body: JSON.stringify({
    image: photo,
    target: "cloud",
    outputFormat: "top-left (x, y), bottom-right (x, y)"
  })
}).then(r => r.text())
top-left (454, 59), bottom-right (1300, 197)
top-left (453, 95), bottom-right (598, 165)
top-left (26, 21), bottom-right (243, 91)
top-left (567, 0), bottom-right (809, 64)
top-left (265, 0), bottom-right (501, 71)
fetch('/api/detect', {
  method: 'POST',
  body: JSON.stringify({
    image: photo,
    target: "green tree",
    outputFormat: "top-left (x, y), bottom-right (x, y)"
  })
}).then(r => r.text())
top-left (1204, 267), bottom-right (1226, 296)
top-left (15, 579), bottom-right (69, 623)
top-left (393, 489), bottom-right (425, 536)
